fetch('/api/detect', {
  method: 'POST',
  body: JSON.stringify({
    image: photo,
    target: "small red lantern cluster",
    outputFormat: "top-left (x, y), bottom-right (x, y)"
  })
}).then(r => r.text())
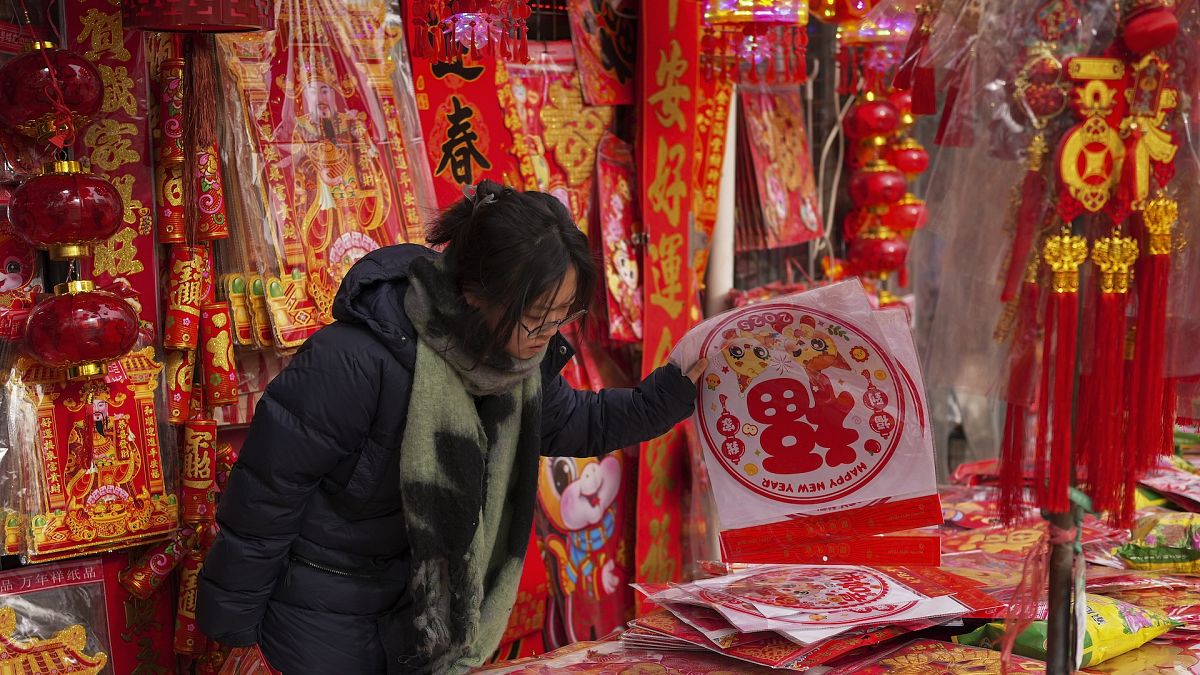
top-left (840, 85), bottom-right (929, 300)
top-left (0, 43), bottom-right (139, 379)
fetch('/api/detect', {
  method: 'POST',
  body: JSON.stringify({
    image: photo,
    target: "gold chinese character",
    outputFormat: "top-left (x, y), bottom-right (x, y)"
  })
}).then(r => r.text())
top-left (647, 138), bottom-right (687, 227)
top-left (637, 514), bottom-right (678, 584)
top-left (648, 40), bottom-right (690, 131)
top-left (107, 174), bottom-right (151, 233)
top-left (98, 64), bottom-right (137, 116)
top-left (648, 233), bottom-right (684, 319)
top-left (83, 119), bottom-right (140, 172)
top-left (78, 9), bottom-right (130, 62)
top-left (93, 227), bottom-right (145, 277)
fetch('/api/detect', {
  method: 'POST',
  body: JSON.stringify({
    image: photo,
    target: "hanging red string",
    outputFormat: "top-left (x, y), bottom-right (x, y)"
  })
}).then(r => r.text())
top-left (999, 258), bottom-right (1043, 523)
top-left (1001, 135), bottom-right (1050, 303)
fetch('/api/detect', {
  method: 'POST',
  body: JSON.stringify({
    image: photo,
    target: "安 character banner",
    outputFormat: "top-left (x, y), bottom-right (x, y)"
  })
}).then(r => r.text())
top-left (670, 281), bottom-right (940, 560)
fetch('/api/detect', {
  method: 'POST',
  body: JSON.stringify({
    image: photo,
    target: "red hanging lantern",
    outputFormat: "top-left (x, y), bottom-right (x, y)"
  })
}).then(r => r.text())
top-left (1121, 0), bottom-right (1178, 55)
top-left (121, 0), bottom-right (274, 32)
top-left (24, 280), bottom-right (139, 379)
top-left (886, 137), bottom-right (929, 177)
top-left (0, 43), bottom-right (103, 144)
top-left (884, 193), bottom-right (928, 235)
top-left (849, 159), bottom-right (906, 207)
top-left (849, 224), bottom-right (909, 275)
top-left (8, 161), bottom-right (123, 260)
top-left (808, 0), bottom-right (879, 24)
top-left (845, 96), bottom-right (900, 140)
top-left (888, 89), bottom-right (915, 130)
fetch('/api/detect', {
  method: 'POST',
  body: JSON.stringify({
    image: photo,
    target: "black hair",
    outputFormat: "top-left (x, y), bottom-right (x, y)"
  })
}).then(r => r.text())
top-left (427, 179), bottom-right (597, 360)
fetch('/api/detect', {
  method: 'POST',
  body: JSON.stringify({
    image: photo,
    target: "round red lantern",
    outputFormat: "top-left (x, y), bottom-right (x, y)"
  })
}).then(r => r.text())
top-left (849, 225), bottom-right (908, 275)
top-left (1122, 1), bottom-right (1178, 55)
top-left (845, 96), bottom-right (899, 140)
top-left (24, 280), bottom-right (139, 379)
top-left (9, 161), bottom-right (124, 260)
top-left (885, 193), bottom-right (928, 234)
top-left (0, 43), bottom-right (103, 143)
top-left (887, 138), bottom-right (930, 177)
top-left (888, 89), bottom-right (914, 129)
top-left (849, 160), bottom-right (907, 207)
top-left (122, 0), bottom-right (274, 32)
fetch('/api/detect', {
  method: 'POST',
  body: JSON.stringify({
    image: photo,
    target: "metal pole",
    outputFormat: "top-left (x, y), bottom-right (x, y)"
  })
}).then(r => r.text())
top-left (1044, 510), bottom-right (1076, 674)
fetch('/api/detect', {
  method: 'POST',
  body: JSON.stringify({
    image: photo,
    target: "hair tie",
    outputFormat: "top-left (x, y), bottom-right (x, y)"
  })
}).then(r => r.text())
top-left (463, 183), bottom-right (498, 210)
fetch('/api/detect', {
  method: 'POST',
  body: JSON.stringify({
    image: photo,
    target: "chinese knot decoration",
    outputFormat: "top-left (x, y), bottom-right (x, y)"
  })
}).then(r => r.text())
top-left (121, 0), bottom-right (274, 32)
top-left (702, 0), bottom-right (810, 83)
top-left (409, 0), bottom-right (533, 63)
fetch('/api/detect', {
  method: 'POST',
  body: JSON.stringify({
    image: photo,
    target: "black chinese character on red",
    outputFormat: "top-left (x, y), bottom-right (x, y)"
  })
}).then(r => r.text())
top-left (436, 96), bottom-right (491, 185)
top-left (432, 53), bottom-right (485, 81)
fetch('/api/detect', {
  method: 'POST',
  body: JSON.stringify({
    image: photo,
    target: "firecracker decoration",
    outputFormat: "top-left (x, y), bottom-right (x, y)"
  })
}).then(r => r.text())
top-left (0, 42), bottom-right (103, 147)
top-left (119, 527), bottom-right (192, 599)
top-left (174, 528), bottom-right (208, 656)
top-left (702, 0), bottom-right (809, 83)
top-left (163, 245), bottom-right (207, 351)
top-left (200, 302), bottom-right (239, 406)
top-left (1038, 230), bottom-right (1087, 514)
top-left (7, 161), bottom-right (123, 261)
top-left (165, 349), bottom-right (197, 424)
top-left (156, 46), bottom-right (187, 245)
top-left (409, 0), bottom-right (532, 63)
top-left (184, 35), bottom-right (230, 244)
top-left (181, 419), bottom-right (218, 525)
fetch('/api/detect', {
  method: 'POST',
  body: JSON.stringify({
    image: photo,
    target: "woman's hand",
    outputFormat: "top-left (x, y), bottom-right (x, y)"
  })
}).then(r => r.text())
top-left (684, 358), bottom-right (709, 384)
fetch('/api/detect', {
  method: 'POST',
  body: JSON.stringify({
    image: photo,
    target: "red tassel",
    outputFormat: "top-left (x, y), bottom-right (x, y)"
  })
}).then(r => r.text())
top-left (1034, 295), bottom-right (1056, 506)
top-left (1129, 199), bottom-right (1175, 475)
top-left (912, 62), bottom-right (936, 116)
top-left (1086, 234), bottom-right (1138, 523)
top-left (1041, 232), bottom-right (1088, 513)
top-left (1000, 274), bottom-right (1042, 523)
top-left (1002, 136), bottom-right (1050, 303)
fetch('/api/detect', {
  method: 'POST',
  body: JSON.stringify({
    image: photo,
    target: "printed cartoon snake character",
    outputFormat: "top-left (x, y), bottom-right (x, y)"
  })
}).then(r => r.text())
top-left (537, 454), bottom-right (626, 642)
top-left (783, 315), bottom-right (859, 468)
top-left (718, 329), bottom-right (775, 394)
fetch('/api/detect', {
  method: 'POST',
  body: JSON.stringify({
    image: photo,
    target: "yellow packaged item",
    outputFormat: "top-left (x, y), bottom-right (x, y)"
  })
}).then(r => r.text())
top-left (1118, 511), bottom-right (1200, 573)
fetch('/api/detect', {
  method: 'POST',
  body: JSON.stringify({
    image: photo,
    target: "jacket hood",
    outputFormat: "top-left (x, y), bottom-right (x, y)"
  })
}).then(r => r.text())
top-left (332, 244), bottom-right (435, 358)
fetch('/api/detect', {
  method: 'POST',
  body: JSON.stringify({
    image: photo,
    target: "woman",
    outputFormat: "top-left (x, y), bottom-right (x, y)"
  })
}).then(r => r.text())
top-left (197, 181), bottom-right (705, 674)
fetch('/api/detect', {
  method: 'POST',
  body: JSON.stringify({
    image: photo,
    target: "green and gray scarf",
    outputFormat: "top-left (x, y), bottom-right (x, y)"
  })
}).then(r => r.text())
top-left (399, 257), bottom-right (544, 674)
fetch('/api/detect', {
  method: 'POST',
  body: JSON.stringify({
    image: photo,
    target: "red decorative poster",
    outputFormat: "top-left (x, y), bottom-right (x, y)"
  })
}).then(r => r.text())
top-left (636, 0), bottom-right (700, 611)
top-left (691, 76), bottom-right (732, 287)
top-left (9, 348), bottom-right (178, 562)
top-left (740, 85), bottom-right (823, 250)
top-left (671, 282), bottom-right (939, 559)
top-left (499, 41), bottom-right (613, 231)
top-left (597, 134), bottom-right (642, 343)
top-left (405, 0), bottom-right (529, 206)
top-left (67, 0), bottom-right (159, 325)
top-left (537, 451), bottom-right (636, 645)
top-left (217, 0), bottom-right (422, 324)
top-left (567, 0), bottom-right (636, 106)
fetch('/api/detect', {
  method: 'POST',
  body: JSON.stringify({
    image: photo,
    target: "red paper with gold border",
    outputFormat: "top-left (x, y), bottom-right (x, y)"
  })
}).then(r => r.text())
top-left (739, 85), bottom-right (823, 251)
top-left (405, 0), bottom-right (529, 206)
top-left (102, 551), bottom-right (178, 674)
top-left (567, 0), bottom-right (636, 106)
top-left (66, 0), bottom-right (160, 326)
top-left (499, 42), bottom-right (614, 231)
top-left (637, 0), bottom-right (700, 611)
top-left (217, 0), bottom-right (421, 325)
top-left (827, 638), bottom-right (1047, 674)
top-left (11, 348), bottom-right (178, 562)
top-left (597, 133), bottom-right (642, 344)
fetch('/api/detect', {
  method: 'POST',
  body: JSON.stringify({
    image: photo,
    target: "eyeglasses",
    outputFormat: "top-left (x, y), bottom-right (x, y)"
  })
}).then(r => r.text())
top-left (520, 309), bottom-right (587, 339)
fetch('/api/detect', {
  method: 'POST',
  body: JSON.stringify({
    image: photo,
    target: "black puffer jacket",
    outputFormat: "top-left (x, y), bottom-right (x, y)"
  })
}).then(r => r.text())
top-left (197, 244), bottom-right (698, 674)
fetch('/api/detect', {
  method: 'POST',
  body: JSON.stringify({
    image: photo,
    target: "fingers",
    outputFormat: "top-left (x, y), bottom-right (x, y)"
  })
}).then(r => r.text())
top-left (685, 358), bottom-right (709, 384)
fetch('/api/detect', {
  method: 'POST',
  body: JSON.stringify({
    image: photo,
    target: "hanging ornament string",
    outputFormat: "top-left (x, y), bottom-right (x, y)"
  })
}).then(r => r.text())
top-left (14, 0), bottom-right (75, 149)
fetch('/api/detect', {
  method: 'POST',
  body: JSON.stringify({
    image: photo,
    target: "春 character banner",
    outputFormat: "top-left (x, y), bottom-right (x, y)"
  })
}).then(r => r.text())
top-left (670, 281), bottom-right (939, 561)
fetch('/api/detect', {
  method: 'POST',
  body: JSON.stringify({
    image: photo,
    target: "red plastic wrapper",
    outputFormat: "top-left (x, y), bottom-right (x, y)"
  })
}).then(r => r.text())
top-left (220, 646), bottom-right (282, 675)
top-left (165, 348), bottom-right (197, 424)
top-left (182, 419), bottom-right (219, 524)
top-left (163, 245), bottom-right (207, 349)
top-left (200, 301), bottom-right (239, 406)
top-left (119, 527), bottom-right (193, 599)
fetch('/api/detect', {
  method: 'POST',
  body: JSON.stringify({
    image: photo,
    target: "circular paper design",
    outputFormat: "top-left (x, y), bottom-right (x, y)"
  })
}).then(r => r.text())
top-left (698, 304), bottom-right (906, 504)
top-left (698, 567), bottom-right (919, 627)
